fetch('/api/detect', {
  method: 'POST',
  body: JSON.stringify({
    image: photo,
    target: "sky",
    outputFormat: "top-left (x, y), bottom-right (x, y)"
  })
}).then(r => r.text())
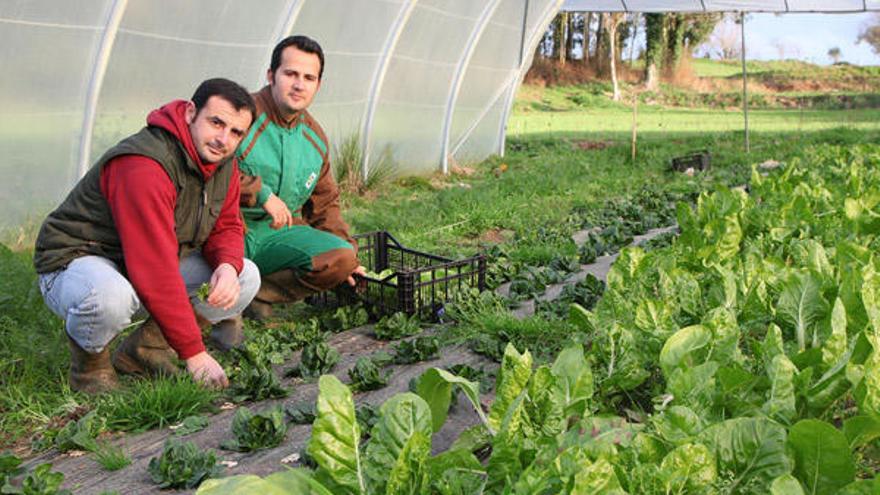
top-left (733, 12), bottom-right (880, 65)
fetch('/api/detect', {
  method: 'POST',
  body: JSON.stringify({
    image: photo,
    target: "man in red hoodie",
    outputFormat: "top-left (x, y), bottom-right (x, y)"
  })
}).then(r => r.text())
top-left (33, 78), bottom-right (259, 393)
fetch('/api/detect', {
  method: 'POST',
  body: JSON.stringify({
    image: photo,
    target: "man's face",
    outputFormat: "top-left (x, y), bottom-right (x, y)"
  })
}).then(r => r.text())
top-left (268, 46), bottom-right (322, 120)
top-left (186, 95), bottom-right (253, 163)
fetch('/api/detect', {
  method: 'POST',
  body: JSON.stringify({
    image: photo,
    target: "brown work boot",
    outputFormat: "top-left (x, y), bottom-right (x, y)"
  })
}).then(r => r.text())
top-left (111, 318), bottom-right (180, 377)
top-left (243, 299), bottom-right (273, 321)
top-left (209, 315), bottom-right (244, 352)
top-left (67, 335), bottom-right (120, 394)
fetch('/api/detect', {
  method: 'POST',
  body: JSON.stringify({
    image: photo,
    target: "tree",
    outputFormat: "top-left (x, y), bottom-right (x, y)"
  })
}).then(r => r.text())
top-left (707, 14), bottom-right (741, 60)
top-left (582, 12), bottom-right (594, 66)
top-left (827, 47), bottom-right (842, 64)
top-left (857, 14), bottom-right (880, 55)
top-left (552, 13), bottom-right (566, 64)
top-left (604, 13), bottom-right (626, 100)
top-left (594, 13), bottom-right (608, 73)
top-left (643, 13), bottom-right (664, 89)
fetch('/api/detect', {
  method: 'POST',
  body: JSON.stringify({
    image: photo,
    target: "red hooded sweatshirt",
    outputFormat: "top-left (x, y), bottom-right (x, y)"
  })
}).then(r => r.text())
top-left (100, 100), bottom-right (244, 360)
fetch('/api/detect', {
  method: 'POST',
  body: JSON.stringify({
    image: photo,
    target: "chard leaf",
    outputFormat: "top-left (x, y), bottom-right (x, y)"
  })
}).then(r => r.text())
top-left (703, 307), bottom-right (743, 366)
top-left (833, 479), bottom-right (880, 494)
top-left (842, 415), bottom-right (880, 449)
top-left (822, 298), bottom-right (848, 369)
top-left (770, 474), bottom-right (806, 495)
top-left (417, 368), bottom-right (487, 433)
top-left (653, 406), bottom-right (704, 445)
top-left (634, 299), bottom-right (676, 341)
top-left (550, 344), bottom-right (594, 419)
top-left (426, 449), bottom-right (486, 495)
top-left (486, 392), bottom-right (528, 491)
top-left (791, 240), bottom-right (833, 280)
top-left (763, 354), bottom-right (798, 424)
top-left (363, 393), bottom-right (432, 494)
top-left (860, 265), bottom-right (880, 417)
top-left (196, 469), bottom-right (331, 495)
top-left (570, 457), bottom-right (624, 494)
top-left (660, 325), bottom-right (710, 377)
top-left (667, 361), bottom-right (719, 415)
top-left (606, 247), bottom-right (646, 292)
top-left (384, 431), bottom-right (431, 495)
top-left (308, 375), bottom-right (365, 495)
top-left (857, 345), bottom-right (880, 419)
top-left (699, 417), bottom-right (792, 495)
top-left (488, 344), bottom-right (532, 432)
top-left (762, 324), bottom-right (785, 366)
top-left (776, 271), bottom-right (829, 353)
top-left (568, 303), bottom-right (595, 331)
top-left (660, 443), bottom-right (717, 494)
top-left (523, 366), bottom-right (565, 439)
top-left (787, 419), bottom-right (855, 495)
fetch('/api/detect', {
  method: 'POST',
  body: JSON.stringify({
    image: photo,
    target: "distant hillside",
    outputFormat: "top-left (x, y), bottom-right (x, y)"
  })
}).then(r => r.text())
top-left (523, 57), bottom-right (880, 111)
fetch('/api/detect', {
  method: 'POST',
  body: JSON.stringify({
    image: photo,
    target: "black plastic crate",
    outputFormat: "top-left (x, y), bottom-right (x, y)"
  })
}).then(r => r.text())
top-left (670, 150), bottom-right (711, 172)
top-left (310, 231), bottom-right (486, 320)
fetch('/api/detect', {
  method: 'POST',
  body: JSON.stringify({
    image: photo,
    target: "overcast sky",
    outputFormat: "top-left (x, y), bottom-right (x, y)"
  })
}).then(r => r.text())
top-left (717, 12), bottom-right (879, 65)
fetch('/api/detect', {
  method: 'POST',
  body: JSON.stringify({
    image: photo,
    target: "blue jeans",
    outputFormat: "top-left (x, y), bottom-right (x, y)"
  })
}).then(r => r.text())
top-left (38, 254), bottom-right (260, 353)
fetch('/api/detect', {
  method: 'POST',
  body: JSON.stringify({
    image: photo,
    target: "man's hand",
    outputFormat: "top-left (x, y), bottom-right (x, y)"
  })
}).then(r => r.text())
top-left (347, 265), bottom-right (367, 286)
top-left (263, 194), bottom-right (294, 230)
top-left (207, 263), bottom-right (240, 310)
top-left (186, 351), bottom-right (229, 388)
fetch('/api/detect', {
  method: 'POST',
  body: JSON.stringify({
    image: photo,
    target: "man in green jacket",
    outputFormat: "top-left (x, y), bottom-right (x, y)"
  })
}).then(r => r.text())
top-left (238, 35), bottom-right (364, 318)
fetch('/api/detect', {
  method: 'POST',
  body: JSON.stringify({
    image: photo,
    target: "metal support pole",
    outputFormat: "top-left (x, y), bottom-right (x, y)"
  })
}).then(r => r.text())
top-left (496, 0), bottom-right (563, 157)
top-left (77, 0), bottom-right (129, 179)
top-left (439, 0), bottom-right (502, 174)
top-left (360, 0), bottom-right (418, 182)
top-left (518, 0), bottom-right (530, 66)
top-left (255, 0), bottom-right (306, 89)
top-left (740, 12), bottom-right (749, 153)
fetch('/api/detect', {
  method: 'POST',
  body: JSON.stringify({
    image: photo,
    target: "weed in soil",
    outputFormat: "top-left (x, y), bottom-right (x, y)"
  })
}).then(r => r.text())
top-left (91, 441), bottom-right (131, 471)
top-left (98, 375), bottom-right (218, 432)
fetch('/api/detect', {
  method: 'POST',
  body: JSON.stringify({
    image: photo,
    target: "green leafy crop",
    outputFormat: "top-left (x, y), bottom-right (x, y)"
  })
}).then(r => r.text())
top-left (148, 440), bottom-right (221, 490)
top-left (348, 356), bottom-right (391, 392)
top-left (196, 282), bottom-right (212, 302)
top-left (220, 406), bottom-right (288, 453)
top-left (392, 335), bottom-right (440, 364)
top-left (373, 312), bottom-right (421, 340)
top-left (293, 341), bottom-right (340, 379)
top-left (227, 348), bottom-right (288, 403)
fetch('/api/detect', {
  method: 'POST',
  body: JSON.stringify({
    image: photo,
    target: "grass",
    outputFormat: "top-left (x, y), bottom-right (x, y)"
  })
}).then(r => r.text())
top-left (343, 126), bottom-right (880, 261)
top-left (97, 375), bottom-right (219, 433)
top-left (91, 441), bottom-right (131, 471)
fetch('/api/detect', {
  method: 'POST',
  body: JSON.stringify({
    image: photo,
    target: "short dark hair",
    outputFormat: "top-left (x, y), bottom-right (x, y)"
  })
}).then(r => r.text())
top-left (191, 78), bottom-right (256, 122)
top-left (270, 35), bottom-right (325, 80)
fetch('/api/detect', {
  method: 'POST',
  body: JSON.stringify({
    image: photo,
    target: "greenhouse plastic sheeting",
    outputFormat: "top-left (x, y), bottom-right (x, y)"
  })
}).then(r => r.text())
top-left (1, 0), bottom-right (877, 233)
